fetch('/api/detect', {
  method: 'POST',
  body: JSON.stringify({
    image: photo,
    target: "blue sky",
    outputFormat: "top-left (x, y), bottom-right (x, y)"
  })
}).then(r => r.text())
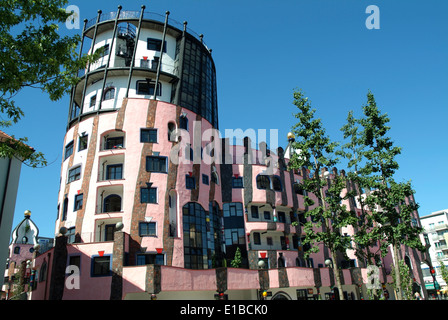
top-left (7, 0), bottom-right (448, 237)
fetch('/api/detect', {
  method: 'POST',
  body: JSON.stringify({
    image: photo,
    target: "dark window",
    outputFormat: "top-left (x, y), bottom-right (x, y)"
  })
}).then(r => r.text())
top-left (256, 175), bottom-right (270, 190)
top-left (278, 211), bottom-right (286, 223)
top-left (146, 156), bottom-right (167, 173)
top-left (264, 211), bottom-right (271, 220)
top-left (141, 187), bottom-right (157, 204)
top-left (136, 80), bottom-right (161, 96)
top-left (79, 135), bottom-right (88, 151)
top-left (186, 175), bottom-right (196, 189)
top-left (139, 222), bottom-right (156, 236)
top-left (74, 194), bottom-right (83, 211)
top-left (106, 164), bottom-right (123, 180)
top-left (253, 232), bottom-right (261, 245)
top-left (183, 202), bottom-right (209, 269)
top-left (62, 197), bottom-right (68, 221)
top-left (211, 171), bottom-right (219, 184)
top-left (89, 95), bottom-right (96, 108)
top-left (64, 141), bottom-right (74, 160)
top-left (92, 256), bottom-right (110, 276)
top-left (179, 115), bottom-right (188, 131)
top-left (105, 136), bottom-right (124, 149)
top-left (104, 224), bottom-right (115, 241)
top-left (68, 166), bottom-right (81, 183)
top-left (273, 176), bottom-right (282, 191)
top-left (14, 246), bottom-right (20, 254)
top-left (147, 38), bottom-right (166, 52)
top-left (266, 237), bottom-right (273, 246)
top-left (67, 227), bottom-right (76, 244)
top-left (136, 253), bottom-right (164, 265)
top-left (68, 255), bottom-right (81, 271)
top-left (141, 128), bottom-right (158, 143)
top-left (232, 177), bottom-right (243, 188)
top-left (103, 194), bottom-right (121, 212)
top-left (223, 202), bottom-right (243, 217)
top-left (103, 87), bottom-right (115, 101)
top-left (251, 206), bottom-right (259, 219)
top-left (202, 174), bottom-right (209, 185)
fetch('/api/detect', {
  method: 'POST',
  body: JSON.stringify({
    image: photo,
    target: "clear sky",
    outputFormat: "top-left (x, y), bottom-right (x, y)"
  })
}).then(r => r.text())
top-left (6, 0), bottom-right (448, 238)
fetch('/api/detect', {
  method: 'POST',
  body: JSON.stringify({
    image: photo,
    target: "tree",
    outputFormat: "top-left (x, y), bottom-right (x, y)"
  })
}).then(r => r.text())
top-left (340, 91), bottom-right (425, 300)
top-left (230, 247), bottom-right (242, 268)
top-left (288, 89), bottom-right (358, 300)
top-left (0, 0), bottom-right (96, 167)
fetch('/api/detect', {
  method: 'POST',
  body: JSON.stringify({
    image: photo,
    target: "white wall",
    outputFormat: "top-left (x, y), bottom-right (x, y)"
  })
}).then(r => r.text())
top-left (0, 156), bottom-right (23, 288)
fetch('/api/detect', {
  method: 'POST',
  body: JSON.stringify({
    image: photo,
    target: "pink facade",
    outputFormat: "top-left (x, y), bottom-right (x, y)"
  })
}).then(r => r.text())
top-left (25, 7), bottom-right (426, 301)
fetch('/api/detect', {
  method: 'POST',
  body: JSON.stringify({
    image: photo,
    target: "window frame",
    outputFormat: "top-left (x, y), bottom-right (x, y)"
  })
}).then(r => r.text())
top-left (74, 193), bottom-right (83, 211)
top-left (147, 38), bottom-right (167, 52)
top-left (64, 141), bottom-right (74, 160)
top-left (91, 255), bottom-right (111, 277)
top-left (106, 163), bottom-right (123, 180)
top-left (146, 156), bottom-right (167, 173)
top-left (186, 175), bottom-right (196, 190)
top-left (141, 187), bottom-right (158, 204)
top-left (136, 80), bottom-right (162, 96)
top-left (139, 221), bottom-right (157, 237)
top-left (78, 134), bottom-right (88, 151)
top-left (68, 165), bottom-right (81, 183)
top-left (140, 128), bottom-right (158, 143)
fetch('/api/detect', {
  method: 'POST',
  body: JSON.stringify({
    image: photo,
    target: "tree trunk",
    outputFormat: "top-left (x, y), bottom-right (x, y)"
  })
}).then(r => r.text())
top-left (331, 250), bottom-right (345, 300)
top-left (392, 243), bottom-right (403, 300)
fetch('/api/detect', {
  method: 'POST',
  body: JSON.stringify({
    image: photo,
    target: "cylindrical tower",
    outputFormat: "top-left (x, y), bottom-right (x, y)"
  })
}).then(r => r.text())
top-left (56, 6), bottom-right (221, 269)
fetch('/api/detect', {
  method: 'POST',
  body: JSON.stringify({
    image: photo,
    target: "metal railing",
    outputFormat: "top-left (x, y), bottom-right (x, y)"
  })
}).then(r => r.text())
top-left (84, 10), bottom-right (209, 49)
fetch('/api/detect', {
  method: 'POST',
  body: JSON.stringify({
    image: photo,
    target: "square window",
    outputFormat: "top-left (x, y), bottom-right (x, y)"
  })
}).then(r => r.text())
top-left (68, 166), bottom-right (81, 183)
top-left (232, 177), bottom-right (244, 188)
top-left (92, 256), bottom-right (110, 276)
top-left (74, 194), bottom-right (83, 211)
top-left (141, 187), bottom-right (157, 204)
top-left (146, 156), bottom-right (167, 173)
top-left (264, 211), bottom-right (271, 220)
top-left (139, 222), bottom-right (156, 236)
top-left (141, 128), bottom-right (158, 143)
top-left (106, 164), bottom-right (123, 180)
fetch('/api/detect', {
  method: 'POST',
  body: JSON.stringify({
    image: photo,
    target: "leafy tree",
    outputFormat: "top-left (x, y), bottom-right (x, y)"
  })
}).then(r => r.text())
top-left (391, 259), bottom-right (415, 300)
top-left (230, 247), bottom-right (242, 268)
top-left (288, 89), bottom-right (358, 300)
top-left (340, 91), bottom-right (425, 300)
top-left (0, 0), bottom-right (96, 167)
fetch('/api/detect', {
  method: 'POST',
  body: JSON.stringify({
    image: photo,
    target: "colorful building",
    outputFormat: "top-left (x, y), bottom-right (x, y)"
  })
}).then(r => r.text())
top-left (26, 7), bottom-right (426, 300)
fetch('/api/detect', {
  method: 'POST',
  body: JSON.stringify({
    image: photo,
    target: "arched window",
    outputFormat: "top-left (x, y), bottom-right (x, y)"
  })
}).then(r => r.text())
top-left (103, 87), bottom-right (115, 101)
top-left (168, 122), bottom-right (176, 141)
top-left (103, 194), bottom-right (121, 213)
top-left (256, 175), bottom-right (270, 190)
top-left (39, 260), bottom-right (47, 282)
